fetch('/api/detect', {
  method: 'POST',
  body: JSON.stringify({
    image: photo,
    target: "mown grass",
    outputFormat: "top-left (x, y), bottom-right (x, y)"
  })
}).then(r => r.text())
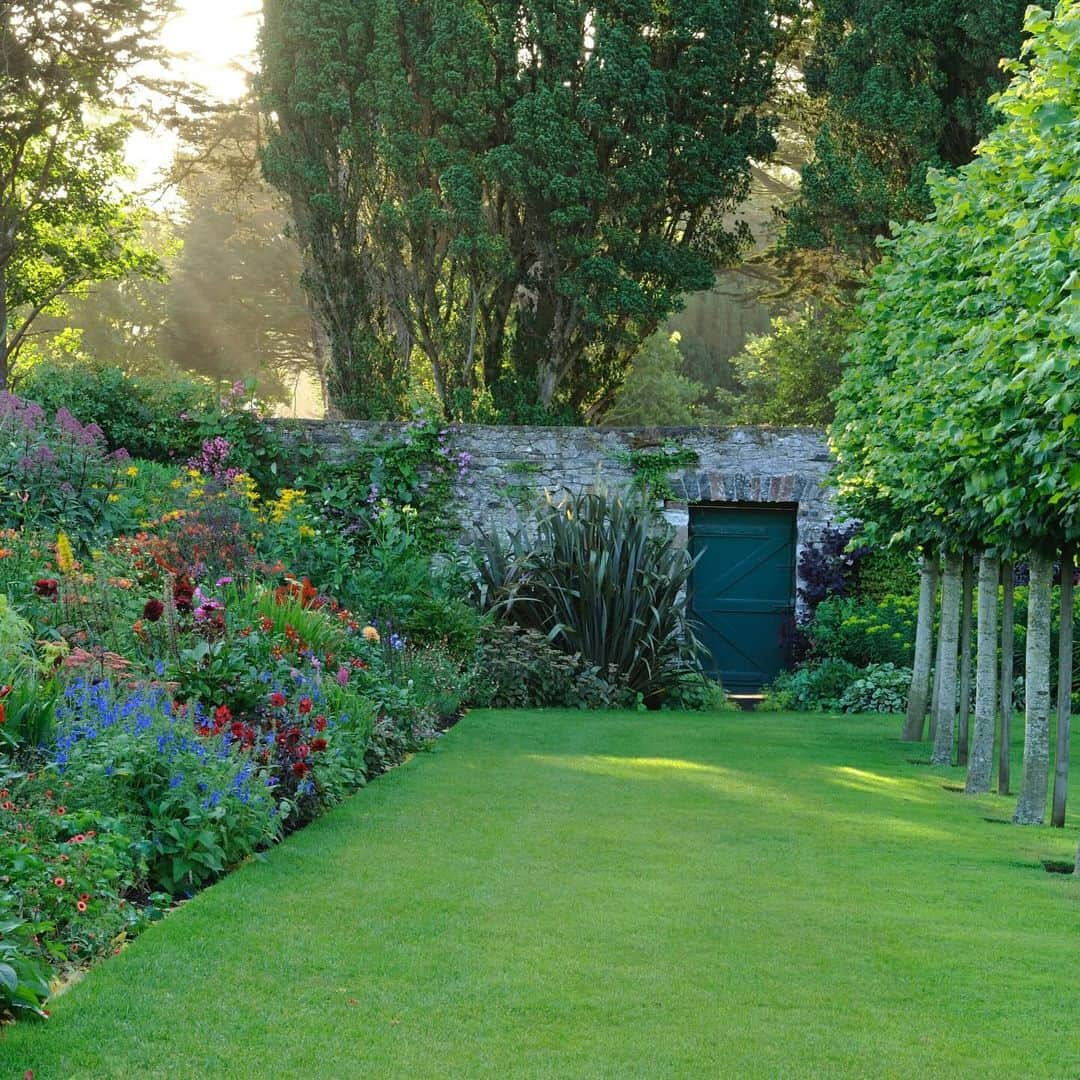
top-left (2, 709), bottom-right (1077, 1079)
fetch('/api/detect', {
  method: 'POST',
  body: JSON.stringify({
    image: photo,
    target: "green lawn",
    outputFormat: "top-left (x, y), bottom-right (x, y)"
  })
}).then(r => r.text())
top-left (2, 710), bottom-right (1078, 1078)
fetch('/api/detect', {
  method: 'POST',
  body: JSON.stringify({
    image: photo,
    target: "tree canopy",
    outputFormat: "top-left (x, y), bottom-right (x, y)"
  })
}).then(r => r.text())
top-left (260, 0), bottom-right (798, 419)
top-left (785, 0), bottom-right (1029, 266)
top-left (832, 0), bottom-right (1080, 554)
top-left (0, 0), bottom-right (175, 387)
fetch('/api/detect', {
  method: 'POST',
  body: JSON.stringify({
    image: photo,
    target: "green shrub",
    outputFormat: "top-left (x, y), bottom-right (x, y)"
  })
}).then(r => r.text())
top-left (838, 663), bottom-right (912, 714)
top-left (0, 906), bottom-right (54, 1020)
top-left (15, 360), bottom-right (215, 462)
top-left (474, 488), bottom-right (702, 703)
top-left (759, 659), bottom-right (859, 712)
top-left (807, 594), bottom-right (918, 667)
top-left (855, 548), bottom-right (920, 602)
top-left (348, 505), bottom-right (486, 655)
top-left (471, 624), bottom-right (637, 710)
top-left (662, 672), bottom-right (739, 712)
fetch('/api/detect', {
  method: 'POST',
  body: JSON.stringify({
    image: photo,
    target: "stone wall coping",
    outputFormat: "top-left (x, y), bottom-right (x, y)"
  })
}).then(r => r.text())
top-left (273, 419), bottom-right (827, 440)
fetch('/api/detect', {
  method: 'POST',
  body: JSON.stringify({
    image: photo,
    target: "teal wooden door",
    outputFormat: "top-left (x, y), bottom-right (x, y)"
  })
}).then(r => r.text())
top-left (689, 504), bottom-right (796, 692)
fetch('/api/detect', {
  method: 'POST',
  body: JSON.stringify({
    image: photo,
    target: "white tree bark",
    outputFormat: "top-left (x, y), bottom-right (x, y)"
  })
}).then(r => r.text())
top-left (965, 551), bottom-right (1000, 794)
top-left (999, 561), bottom-right (1015, 794)
top-left (957, 554), bottom-right (974, 765)
top-left (1051, 544), bottom-right (1074, 828)
top-left (931, 551), bottom-right (964, 766)
top-left (904, 545), bottom-right (939, 742)
top-left (1014, 551), bottom-right (1054, 825)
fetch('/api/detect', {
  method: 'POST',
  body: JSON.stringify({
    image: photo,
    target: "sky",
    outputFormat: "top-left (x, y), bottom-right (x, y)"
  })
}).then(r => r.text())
top-left (127, 0), bottom-right (260, 186)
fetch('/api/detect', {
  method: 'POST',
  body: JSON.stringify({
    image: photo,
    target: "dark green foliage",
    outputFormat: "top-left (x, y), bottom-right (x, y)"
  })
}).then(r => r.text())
top-left (259, 0), bottom-right (791, 418)
top-left (786, 0), bottom-right (1028, 263)
top-left (855, 547), bottom-right (921, 602)
top-left (722, 303), bottom-right (858, 425)
top-left (347, 507), bottom-right (485, 654)
top-left (472, 624), bottom-right (636, 710)
top-left (601, 332), bottom-right (710, 428)
top-left (474, 488), bottom-right (703, 700)
top-left (759, 657), bottom-right (858, 711)
top-left (15, 361), bottom-right (215, 462)
top-left (0, 909), bottom-right (53, 1020)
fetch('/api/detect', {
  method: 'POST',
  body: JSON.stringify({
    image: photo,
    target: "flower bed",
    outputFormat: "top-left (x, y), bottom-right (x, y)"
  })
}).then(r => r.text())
top-left (0, 394), bottom-right (480, 1020)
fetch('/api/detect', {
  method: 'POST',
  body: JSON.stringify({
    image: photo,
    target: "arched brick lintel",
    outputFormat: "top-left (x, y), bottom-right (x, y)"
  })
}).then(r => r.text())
top-left (668, 471), bottom-right (808, 505)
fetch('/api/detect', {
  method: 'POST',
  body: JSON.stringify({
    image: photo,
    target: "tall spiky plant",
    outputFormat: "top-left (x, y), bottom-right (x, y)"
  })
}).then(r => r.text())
top-left (475, 488), bottom-right (704, 701)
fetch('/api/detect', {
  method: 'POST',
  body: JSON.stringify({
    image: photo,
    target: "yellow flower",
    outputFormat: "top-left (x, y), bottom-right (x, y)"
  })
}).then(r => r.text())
top-left (233, 472), bottom-right (259, 505)
top-left (269, 488), bottom-right (306, 523)
top-left (56, 532), bottom-right (75, 574)
top-left (298, 524), bottom-right (316, 540)
top-left (107, 494), bottom-right (120, 503)
top-left (125, 466), bottom-right (139, 478)
top-left (169, 478), bottom-right (183, 490)
top-left (362, 625), bottom-right (380, 643)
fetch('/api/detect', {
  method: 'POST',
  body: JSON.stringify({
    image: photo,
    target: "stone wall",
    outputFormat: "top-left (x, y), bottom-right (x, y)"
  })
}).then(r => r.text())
top-left (287, 421), bottom-right (839, 603)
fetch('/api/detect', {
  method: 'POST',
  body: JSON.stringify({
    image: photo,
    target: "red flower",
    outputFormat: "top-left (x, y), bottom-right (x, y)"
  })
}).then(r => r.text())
top-left (72, 834), bottom-right (86, 843)
top-left (269, 691), bottom-right (286, 708)
top-left (291, 761), bottom-right (309, 778)
top-left (142, 598), bottom-right (165, 622)
top-left (56, 806), bottom-right (66, 815)
top-left (215, 704), bottom-right (232, 725)
top-left (76, 900), bottom-right (87, 913)
top-left (53, 876), bottom-right (66, 887)
top-left (173, 576), bottom-right (195, 613)
top-left (310, 738), bottom-right (328, 752)
top-left (34, 578), bottom-right (59, 599)
top-left (314, 715), bottom-right (327, 732)
top-left (79, 893), bottom-right (90, 902)
top-left (298, 697), bottom-right (313, 715)
top-left (295, 744), bottom-right (310, 760)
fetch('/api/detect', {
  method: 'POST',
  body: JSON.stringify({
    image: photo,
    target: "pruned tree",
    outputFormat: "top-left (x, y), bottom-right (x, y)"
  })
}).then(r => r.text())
top-left (832, 0), bottom-right (1080, 821)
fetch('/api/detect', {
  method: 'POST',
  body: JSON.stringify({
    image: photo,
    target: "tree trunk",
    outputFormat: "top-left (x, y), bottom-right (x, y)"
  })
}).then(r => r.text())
top-left (965, 551), bottom-right (1000, 794)
top-left (903, 544), bottom-right (939, 741)
top-left (1051, 544), bottom-right (1074, 828)
top-left (957, 553), bottom-right (974, 765)
top-left (931, 551), bottom-right (964, 766)
top-left (999, 561), bottom-right (1015, 794)
top-left (1013, 550), bottom-right (1053, 824)
top-left (0, 263), bottom-right (8, 390)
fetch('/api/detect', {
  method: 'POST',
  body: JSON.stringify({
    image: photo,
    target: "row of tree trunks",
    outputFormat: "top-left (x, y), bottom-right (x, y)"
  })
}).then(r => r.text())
top-left (904, 545), bottom-right (1075, 836)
